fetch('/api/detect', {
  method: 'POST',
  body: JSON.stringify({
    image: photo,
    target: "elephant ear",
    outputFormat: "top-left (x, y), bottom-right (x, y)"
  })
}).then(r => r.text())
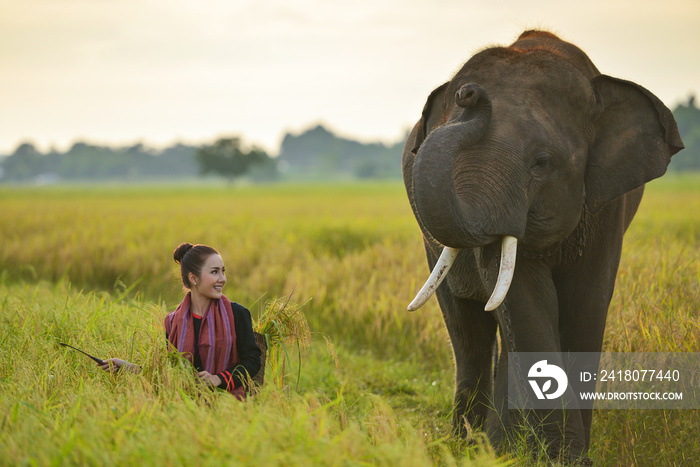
top-left (586, 75), bottom-right (684, 213)
top-left (410, 82), bottom-right (450, 154)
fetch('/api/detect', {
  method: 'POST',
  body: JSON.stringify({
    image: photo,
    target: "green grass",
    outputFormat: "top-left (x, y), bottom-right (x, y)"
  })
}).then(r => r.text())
top-left (0, 279), bottom-right (498, 466)
top-left (0, 175), bottom-right (698, 465)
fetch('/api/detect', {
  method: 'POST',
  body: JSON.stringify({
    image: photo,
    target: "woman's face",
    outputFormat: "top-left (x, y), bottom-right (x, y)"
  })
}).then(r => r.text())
top-left (191, 254), bottom-right (226, 300)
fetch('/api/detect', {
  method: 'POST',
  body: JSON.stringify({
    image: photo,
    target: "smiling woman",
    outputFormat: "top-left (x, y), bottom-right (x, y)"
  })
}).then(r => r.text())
top-left (99, 243), bottom-right (263, 400)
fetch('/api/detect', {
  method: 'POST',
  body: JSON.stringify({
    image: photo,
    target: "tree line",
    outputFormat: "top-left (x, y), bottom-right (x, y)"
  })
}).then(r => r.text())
top-left (0, 142), bottom-right (199, 183)
top-left (0, 138), bottom-right (283, 184)
top-left (1, 98), bottom-right (699, 184)
top-left (669, 96), bottom-right (700, 171)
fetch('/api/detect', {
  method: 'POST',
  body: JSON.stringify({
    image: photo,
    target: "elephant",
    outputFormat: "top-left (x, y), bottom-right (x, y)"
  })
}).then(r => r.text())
top-left (402, 30), bottom-right (683, 462)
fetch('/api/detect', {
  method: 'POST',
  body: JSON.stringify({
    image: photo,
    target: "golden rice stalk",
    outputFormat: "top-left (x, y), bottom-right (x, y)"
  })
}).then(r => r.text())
top-left (253, 293), bottom-right (311, 351)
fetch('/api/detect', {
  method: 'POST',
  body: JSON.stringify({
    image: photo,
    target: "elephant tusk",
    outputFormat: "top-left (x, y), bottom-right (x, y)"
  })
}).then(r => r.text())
top-left (484, 236), bottom-right (518, 311)
top-left (407, 246), bottom-right (460, 311)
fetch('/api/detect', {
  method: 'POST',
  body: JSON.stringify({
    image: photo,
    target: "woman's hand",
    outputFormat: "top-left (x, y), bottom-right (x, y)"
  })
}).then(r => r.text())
top-left (197, 371), bottom-right (222, 387)
top-left (98, 358), bottom-right (139, 374)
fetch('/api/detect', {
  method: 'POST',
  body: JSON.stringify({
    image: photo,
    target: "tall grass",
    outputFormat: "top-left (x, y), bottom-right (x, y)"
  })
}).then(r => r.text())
top-left (0, 183), bottom-right (447, 361)
top-left (0, 176), bottom-right (698, 465)
top-left (0, 279), bottom-right (499, 466)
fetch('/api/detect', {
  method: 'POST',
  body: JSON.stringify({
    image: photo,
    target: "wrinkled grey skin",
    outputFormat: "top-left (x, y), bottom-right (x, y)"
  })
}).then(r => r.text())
top-left (402, 30), bottom-right (683, 462)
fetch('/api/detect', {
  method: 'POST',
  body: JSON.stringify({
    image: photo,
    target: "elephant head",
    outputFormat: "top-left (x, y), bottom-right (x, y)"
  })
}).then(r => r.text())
top-left (404, 33), bottom-right (683, 312)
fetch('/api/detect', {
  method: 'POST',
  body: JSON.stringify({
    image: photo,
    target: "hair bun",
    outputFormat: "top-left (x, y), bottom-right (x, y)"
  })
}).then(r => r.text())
top-left (173, 243), bottom-right (194, 264)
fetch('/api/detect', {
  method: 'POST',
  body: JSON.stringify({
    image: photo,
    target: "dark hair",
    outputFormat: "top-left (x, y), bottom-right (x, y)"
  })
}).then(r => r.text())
top-left (173, 243), bottom-right (219, 289)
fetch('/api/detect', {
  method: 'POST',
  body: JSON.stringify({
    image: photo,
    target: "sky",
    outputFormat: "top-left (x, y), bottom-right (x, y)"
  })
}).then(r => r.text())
top-left (1, 0), bottom-right (698, 156)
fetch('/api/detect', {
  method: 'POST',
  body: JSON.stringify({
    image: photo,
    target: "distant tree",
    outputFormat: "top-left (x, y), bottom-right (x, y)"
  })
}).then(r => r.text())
top-left (147, 144), bottom-right (198, 177)
top-left (276, 124), bottom-right (404, 180)
top-left (196, 137), bottom-right (272, 181)
top-left (1, 142), bottom-right (42, 181)
top-left (670, 95), bottom-right (700, 171)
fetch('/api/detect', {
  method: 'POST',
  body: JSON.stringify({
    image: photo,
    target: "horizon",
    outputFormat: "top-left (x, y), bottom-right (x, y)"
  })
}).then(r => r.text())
top-left (0, 121), bottom-right (408, 157)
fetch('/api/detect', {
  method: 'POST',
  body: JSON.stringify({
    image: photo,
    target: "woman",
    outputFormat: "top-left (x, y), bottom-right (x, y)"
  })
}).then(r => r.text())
top-left (99, 243), bottom-right (262, 399)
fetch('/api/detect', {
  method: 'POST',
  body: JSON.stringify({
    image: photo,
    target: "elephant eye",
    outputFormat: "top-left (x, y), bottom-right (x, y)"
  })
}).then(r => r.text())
top-left (530, 153), bottom-right (553, 175)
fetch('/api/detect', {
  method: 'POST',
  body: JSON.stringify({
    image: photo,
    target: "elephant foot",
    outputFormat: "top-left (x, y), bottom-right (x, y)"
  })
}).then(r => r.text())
top-left (540, 443), bottom-right (592, 466)
top-left (557, 454), bottom-right (593, 466)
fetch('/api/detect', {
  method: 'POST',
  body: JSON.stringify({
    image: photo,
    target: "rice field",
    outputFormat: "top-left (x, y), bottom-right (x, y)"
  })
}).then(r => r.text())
top-left (0, 175), bottom-right (698, 465)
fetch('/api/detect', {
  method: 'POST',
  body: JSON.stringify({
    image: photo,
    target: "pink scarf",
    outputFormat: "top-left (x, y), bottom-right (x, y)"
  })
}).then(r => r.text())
top-left (164, 293), bottom-right (244, 398)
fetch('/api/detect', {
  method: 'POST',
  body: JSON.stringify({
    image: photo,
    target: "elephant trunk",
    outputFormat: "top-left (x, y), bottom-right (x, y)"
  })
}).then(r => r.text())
top-left (413, 84), bottom-right (496, 248)
top-left (410, 84), bottom-right (521, 312)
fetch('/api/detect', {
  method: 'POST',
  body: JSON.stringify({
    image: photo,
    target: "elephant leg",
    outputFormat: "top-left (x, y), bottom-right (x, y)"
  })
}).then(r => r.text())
top-left (493, 256), bottom-right (588, 461)
top-left (553, 203), bottom-right (632, 450)
top-left (487, 335), bottom-right (514, 451)
top-left (434, 286), bottom-right (498, 436)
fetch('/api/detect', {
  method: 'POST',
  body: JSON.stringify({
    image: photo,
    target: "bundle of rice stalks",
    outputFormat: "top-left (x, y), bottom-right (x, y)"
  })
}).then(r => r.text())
top-left (254, 294), bottom-right (311, 350)
top-left (253, 293), bottom-right (312, 390)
